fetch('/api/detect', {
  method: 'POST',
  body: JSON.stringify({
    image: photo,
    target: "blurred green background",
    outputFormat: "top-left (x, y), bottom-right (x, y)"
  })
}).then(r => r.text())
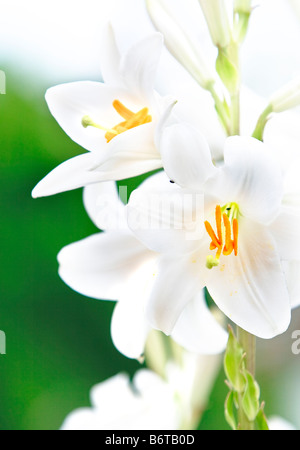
top-left (0, 68), bottom-right (299, 430)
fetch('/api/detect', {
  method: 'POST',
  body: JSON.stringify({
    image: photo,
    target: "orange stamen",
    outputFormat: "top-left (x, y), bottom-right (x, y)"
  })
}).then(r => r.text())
top-left (205, 221), bottom-right (221, 250)
top-left (205, 205), bottom-right (239, 264)
top-left (216, 205), bottom-right (223, 247)
top-left (105, 101), bottom-right (152, 143)
top-left (223, 213), bottom-right (234, 255)
top-left (233, 218), bottom-right (239, 256)
top-left (112, 100), bottom-right (135, 120)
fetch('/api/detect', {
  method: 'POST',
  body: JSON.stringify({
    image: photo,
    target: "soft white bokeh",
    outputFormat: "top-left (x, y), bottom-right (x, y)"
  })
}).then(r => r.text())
top-left (0, 0), bottom-right (118, 82)
top-left (1, 0), bottom-right (300, 94)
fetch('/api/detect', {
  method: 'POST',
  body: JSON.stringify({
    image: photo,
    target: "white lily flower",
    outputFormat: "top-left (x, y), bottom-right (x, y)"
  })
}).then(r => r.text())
top-left (32, 26), bottom-right (175, 198)
top-left (57, 174), bottom-right (228, 359)
top-left (60, 370), bottom-right (180, 430)
top-left (61, 349), bottom-right (222, 431)
top-left (127, 131), bottom-right (300, 339)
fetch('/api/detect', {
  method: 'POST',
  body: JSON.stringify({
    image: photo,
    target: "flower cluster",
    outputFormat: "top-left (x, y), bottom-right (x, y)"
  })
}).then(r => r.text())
top-left (33, 0), bottom-right (300, 430)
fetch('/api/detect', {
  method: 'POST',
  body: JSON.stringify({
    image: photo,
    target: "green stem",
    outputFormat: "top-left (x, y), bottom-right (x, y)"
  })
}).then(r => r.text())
top-left (237, 327), bottom-right (256, 376)
top-left (230, 90), bottom-right (240, 136)
top-left (207, 82), bottom-right (231, 135)
top-left (252, 105), bottom-right (273, 141)
top-left (237, 326), bottom-right (256, 430)
top-left (237, 392), bottom-right (254, 430)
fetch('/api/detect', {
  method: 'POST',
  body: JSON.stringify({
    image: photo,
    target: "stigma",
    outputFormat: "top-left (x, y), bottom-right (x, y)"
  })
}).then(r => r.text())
top-left (204, 204), bottom-right (239, 269)
top-left (81, 100), bottom-right (152, 143)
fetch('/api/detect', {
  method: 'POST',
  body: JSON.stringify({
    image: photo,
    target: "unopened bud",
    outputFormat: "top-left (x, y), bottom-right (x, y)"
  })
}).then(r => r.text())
top-left (269, 76), bottom-right (300, 113)
top-left (146, 0), bottom-right (215, 89)
top-left (198, 0), bottom-right (232, 48)
top-left (234, 0), bottom-right (252, 14)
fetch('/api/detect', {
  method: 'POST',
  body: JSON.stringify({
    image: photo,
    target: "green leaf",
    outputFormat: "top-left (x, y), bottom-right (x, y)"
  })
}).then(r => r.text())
top-left (254, 405), bottom-right (269, 431)
top-left (225, 390), bottom-right (237, 430)
top-left (224, 326), bottom-right (246, 393)
top-left (242, 371), bottom-right (260, 422)
top-left (216, 48), bottom-right (239, 94)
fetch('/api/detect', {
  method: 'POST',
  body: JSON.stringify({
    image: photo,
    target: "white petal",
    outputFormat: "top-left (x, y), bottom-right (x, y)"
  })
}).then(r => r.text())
top-left (270, 206), bottom-right (300, 261)
top-left (173, 85), bottom-right (226, 162)
top-left (160, 123), bottom-right (217, 189)
top-left (111, 300), bottom-right (150, 360)
top-left (33, 125), bottom-right (162, 198)
top-left (145, 254), bottom-right (204, 335)
top-left (171, 292), bottom-right (228, 354)
top-left (127, 184), bottom-right (205, 255)
top-left (61, 370), bottom-right (178, 431)
top-left (91, 122), bottom-right (162, 181)
top-left (60, 408), bottom-right (103, 431)
top-left (282, 261), bottom-right (300, 309)
top-left (283, 155), bottom-right (300, 196)
top-left (31, 152), bottom-right (105, 198)
top-left (132, 370), bottom-right (179, 429)
top-left (90, 374), bottom-right (131, 410)
top-left (206, 219), bottom-right (291, 339)
top-left (120, 33), bottom-right (163, 102)
top-left (110, 258), bottom-right (157, 359)
top-left (206, 136), bottom-right (283, 225)
top-left (99, 22), bottom-right (123, 86)
top-left (57, 232), bottom-right (151, 301)
top-left (83, 182), bottom-right (128, 231)
top-left (45, 81), bottom-right (132, 152)
top-left (264, 111), bottom-right (300, 174)
top-left (93, 370), bottom-right (177, 430)
top-left (268, 416), bottom-right (297, 431)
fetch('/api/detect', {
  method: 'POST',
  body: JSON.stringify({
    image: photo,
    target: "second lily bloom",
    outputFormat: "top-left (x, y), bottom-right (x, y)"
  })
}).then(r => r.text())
top-left (127, 127), bottom-right (300, 340)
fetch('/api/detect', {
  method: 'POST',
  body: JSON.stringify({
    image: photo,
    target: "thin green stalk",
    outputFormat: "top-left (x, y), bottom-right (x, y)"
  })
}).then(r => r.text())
top-left (252, 105), bottom-right (273, 141)
top-left (230, 90), bottom-right (240, 136)
top-left (207, 82), bottom-right (231, 135)
top-left (237, 326), bottom-right (256, 430)
top-left (237, 327), bottom-right (256, 376)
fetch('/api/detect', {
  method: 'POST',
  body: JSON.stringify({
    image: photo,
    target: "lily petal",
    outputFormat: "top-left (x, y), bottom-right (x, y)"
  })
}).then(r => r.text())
top-left (145, 254), bottom-right (204, 335)
top-left (32, 122), bottom-right (162, 198)
top-left (111, 258), bottom-right (157, 359)
top-left (99, 22), bottom-right (123, 86)
top-left (282, 261), bottom-right (300, 309)
top-left (57, 232), bottom-right (152, 301)
top-left (32, 152), bottom-right (104, 198)
top-left (120, 33), bottom-right (163, 103)
top-left (160, 122), bottom-right (217, 189)
top-left (127, 183), bottom-right (204, 255)
top-left (45, 81), bottom-right (133, 152)
top-left (83, 181), bottom-right (128, 231)
top-left (270, 205), bottom-right (300, 261)
top-left (171, 292), bottom-right (228, 354)
top-left (206, 219), bottom-right (291, 339)
top-left (206, 136), bottom-right (283, 225)
top-left (90, 122), bottom-right (162, 181)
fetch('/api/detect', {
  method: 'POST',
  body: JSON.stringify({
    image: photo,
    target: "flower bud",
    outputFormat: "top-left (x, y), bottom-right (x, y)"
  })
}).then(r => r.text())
top-left (146, 0), bottom-right (215, 89)
top-left (269, 76), bottom-right (300, 113)
top-left (198, 0), bottom-right (232, 48)
top-left (234, 0), bottom-right (252, 14)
